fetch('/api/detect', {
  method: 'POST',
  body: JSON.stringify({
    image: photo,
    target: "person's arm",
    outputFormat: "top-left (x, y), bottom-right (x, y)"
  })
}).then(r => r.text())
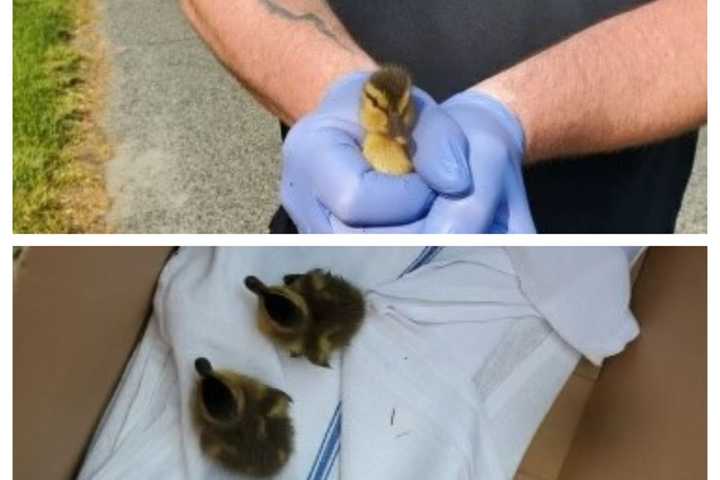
top-left (180, 0), bottom-right (376, 124)
top-left (474, 0), bottom-right (706, 163)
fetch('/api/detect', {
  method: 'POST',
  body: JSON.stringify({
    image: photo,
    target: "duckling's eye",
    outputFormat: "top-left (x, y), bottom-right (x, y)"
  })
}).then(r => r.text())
top-left (364, 91), bottom-right (387, 113)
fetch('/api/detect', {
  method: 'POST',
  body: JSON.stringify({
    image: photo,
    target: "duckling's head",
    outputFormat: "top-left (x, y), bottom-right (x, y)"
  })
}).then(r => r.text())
top-left (194, 357), bottom-right (245, 426)
top-left (244, 276), bottom-right (311, 343)
top-left (361, 65), bottom-right (415, 146)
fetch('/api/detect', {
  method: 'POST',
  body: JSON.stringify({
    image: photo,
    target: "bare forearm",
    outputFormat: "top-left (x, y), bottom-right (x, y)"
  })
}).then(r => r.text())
top-left (476, 0), bottom-right (706, 163)
top-left (181, 0), bottom-right (375, 123)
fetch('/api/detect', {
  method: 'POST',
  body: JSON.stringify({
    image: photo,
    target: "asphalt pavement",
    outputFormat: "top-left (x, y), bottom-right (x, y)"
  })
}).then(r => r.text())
top-left (100, 0), bottom-right (281, 233)
top-left (98, 0), bottom-right (706, 233)
top-left (676, 127), bottom-right (707, 234)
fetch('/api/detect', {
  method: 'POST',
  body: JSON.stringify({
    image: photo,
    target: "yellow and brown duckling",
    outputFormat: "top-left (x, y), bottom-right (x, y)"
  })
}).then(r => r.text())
top-left (192, 357), bottom-right (294, 477)
top-left (244, 269), bottom-right (365, 368)
top-left (360, 64), bottom-right (416, 175)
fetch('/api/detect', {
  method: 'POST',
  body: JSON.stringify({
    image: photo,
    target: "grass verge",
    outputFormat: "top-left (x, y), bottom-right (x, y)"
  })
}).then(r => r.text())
top-left (13, 0), bottom-right (108, 232)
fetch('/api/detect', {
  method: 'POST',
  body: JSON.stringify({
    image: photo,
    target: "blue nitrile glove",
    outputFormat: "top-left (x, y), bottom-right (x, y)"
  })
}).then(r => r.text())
top-left (281, 72), bottom-right (471, 233)
top-left (419, 91), bottom-right (537, 233)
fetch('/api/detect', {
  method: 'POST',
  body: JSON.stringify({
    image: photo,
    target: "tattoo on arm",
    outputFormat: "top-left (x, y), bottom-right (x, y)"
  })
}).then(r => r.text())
top-left (259, 0), bottom-right (351, 51)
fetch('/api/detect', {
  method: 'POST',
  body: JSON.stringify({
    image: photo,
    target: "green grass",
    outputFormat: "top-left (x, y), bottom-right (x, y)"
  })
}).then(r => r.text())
top-left (13, 0), bottom-right (85, 232)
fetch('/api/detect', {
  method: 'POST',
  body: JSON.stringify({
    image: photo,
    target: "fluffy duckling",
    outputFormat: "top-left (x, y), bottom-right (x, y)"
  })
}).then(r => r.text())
top-left (192, 357), bottom-right (294, 477)
top-left (360, 64), bottom-right (416, 175)
top-left (244, 269), bottom-right (365, 368)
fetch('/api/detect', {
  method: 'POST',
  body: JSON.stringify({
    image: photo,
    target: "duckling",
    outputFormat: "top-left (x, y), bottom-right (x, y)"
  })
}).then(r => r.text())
top-left (360, 64), bottom-right (416, 175)
top-left (244, 269), bottom-right (365, 368)
top-left (192, 357), bottom-right (294, 477)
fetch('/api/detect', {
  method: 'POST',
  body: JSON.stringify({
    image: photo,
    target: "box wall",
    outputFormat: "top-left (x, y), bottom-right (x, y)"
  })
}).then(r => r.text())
top-left (516, 247), bottom-right (646, 480)
top-left (558, 247), bottom-right (707, 479)
top-left (13, 247), bottom-right (173, 479)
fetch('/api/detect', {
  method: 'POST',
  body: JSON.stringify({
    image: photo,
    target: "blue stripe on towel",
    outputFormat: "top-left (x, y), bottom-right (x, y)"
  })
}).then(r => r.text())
top-left (320, 426), bottom-right (341, 480)
top-left (400, 246), bottom-right (442, 277)
top-left (314, 409), bottom-right (341, 480)
top-left (307, 246), bottom-right (444, 479)
top-left (306, 402), bottom-right (341, 480)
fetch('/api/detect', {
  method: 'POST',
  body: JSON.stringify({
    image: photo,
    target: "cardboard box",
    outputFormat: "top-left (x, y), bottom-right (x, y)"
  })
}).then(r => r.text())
top-left (13, 247), bottom-right (707, 479)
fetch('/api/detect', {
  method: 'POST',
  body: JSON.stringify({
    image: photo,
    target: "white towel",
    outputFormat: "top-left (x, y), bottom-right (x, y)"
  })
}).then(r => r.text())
top-left (79, 247), bottom-right (638, 480)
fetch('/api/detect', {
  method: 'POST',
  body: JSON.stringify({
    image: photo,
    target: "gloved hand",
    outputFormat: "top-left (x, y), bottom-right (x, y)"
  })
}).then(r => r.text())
top-left (280, 72), bottom-right (471, 233)
top-left (418, 90), bottom-right (537, 233)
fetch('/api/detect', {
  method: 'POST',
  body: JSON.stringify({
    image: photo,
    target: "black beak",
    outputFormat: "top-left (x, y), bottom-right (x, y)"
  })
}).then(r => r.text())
top-left (195, 357), bottom-right (213, 377)
top-left (244, 276), bottom-right (266, 295)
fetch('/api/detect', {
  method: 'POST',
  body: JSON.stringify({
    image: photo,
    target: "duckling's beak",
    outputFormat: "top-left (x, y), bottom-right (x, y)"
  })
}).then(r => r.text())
top-left (388, 112), bottom-right (409, 146)
top-left (195, 357), bottom-right (213, 377)
top-left (244, 276), bottom-right (267, 295)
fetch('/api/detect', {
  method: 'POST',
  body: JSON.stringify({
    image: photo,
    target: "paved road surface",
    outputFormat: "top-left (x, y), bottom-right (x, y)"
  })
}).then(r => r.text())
top-left (676, 128), bottom-right (706, 234)
top-left (99, 0), bottom-right (706, 233)
top-left (100, 0), bottom-right (281, 233)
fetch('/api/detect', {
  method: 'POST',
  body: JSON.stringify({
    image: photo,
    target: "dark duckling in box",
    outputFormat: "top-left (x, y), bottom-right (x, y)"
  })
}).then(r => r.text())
top-left (244, 269), bottom-right (365, 368)
top-left (192, 357), bottom-right (294, 477)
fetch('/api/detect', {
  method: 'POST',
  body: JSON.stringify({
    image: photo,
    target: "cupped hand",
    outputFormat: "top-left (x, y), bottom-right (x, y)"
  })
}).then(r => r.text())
top-left (280, 72), bottom-right (471, 233)
top-left (417, 91), bottom-right (537, 234)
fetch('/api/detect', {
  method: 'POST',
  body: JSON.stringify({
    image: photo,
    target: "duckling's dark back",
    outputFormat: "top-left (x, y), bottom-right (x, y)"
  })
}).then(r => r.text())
top-left (192, 362), bottom-right (294, 477)
top-left (291, 270), bottom-right (365, 348)
top-left (197, 390), bottom-right (293, 477)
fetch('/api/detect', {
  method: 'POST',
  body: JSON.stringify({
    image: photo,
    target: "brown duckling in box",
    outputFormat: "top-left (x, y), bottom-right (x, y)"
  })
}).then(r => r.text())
top-left (192, 357), bottom-right (294, 477)
top-left (360, 64), bottom-right (416, 175)
top-left (244, 269), bottom-right (365, 368)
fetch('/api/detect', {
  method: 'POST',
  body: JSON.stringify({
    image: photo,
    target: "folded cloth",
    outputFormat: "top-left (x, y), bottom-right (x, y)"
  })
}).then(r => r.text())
top-left (341, 247), bottom-right (640, 478)
top-left (79, 247), bottom-right (639, 480)
top-left (506, 247), bottom-right (640, 365)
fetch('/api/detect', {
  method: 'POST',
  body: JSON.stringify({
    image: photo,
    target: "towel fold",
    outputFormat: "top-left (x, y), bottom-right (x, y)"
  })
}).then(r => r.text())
top-left (506, 247), bottom-right (640, 365)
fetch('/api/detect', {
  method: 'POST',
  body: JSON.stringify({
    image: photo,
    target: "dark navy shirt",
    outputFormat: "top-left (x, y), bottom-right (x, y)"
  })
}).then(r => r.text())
top-left (327, 0), bottom-right (697, 233)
